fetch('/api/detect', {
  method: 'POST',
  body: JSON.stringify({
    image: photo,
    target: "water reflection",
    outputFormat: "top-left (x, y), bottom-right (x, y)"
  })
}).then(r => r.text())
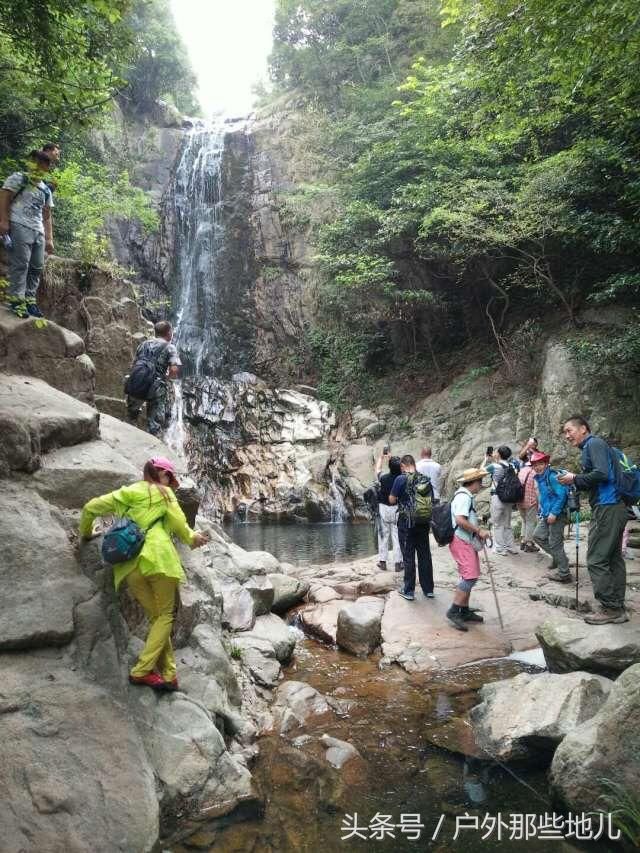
top-left (225, 521), bottom-right (376, 566)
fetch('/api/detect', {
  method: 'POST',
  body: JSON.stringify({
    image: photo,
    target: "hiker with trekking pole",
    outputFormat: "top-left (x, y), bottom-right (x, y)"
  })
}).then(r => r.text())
top-left (443, 467), bottom-right (492, 631)
top-left (558, 416), bottom-right (629, 625)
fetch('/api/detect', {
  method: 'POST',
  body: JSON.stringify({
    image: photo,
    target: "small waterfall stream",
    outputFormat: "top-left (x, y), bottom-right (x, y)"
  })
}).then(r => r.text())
top-left (328, 467), bottom-right (348, 523)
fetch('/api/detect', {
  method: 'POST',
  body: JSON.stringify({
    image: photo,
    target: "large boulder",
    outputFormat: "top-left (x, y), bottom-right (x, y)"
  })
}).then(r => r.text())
top-left (232, 635), bottom-right (282, 688)
top-left (536, 618), bottom-right (640, 678)
top-left (220, 582), bottom-right (258, 632)
top-left (0, 483), bottom-right (93, 650)
top-left (299, 600), bottom-right (346, 645)
top-left (243, 575), bottom-right (275, 616)
top-left (336, 596), bottom-right (384, 657)
top-left (272, 681), bottom-right (331, 735)
top-left (242, 613), bottom-right (297, 663)
top-left (0, 374), bottom-right (99, 473)
top-left (0, 655), bottom-right (158, 853)
top-left (268, 572), bottom-right (310, 613)
top-left (550, 663), bottom-right (640, 814)
top-left (471, 671), bottom-right (612, 764)
top-left (0, 312), bottom-right (95, 403)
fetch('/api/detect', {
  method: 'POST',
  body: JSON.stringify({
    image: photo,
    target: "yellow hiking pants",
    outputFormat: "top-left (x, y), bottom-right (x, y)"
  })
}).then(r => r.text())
top-left (126, 569), bottom-right (178, 681)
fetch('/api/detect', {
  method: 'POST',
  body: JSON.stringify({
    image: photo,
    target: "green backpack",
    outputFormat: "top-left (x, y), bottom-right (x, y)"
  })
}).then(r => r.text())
top-left (401, 472), bottom-right (433, 527)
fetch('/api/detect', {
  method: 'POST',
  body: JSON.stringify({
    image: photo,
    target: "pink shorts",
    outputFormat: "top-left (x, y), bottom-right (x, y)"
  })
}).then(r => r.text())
top-left (449, 535), bottom-right (481, 581)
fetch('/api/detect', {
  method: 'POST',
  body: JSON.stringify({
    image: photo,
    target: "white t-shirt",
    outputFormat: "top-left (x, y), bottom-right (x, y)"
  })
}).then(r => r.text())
top-left (416, 458), bottom-right (442, 499)
top-left (450, 487), bottom-right (477, 544)
top-left (3, 172), bottom-right (53, 234)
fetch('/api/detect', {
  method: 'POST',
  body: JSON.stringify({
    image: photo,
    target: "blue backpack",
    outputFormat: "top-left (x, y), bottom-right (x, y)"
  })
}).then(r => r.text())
top-left (101, 516), bottom-right (162, 564)
top-left (610, 448), bottom-right (640, 504)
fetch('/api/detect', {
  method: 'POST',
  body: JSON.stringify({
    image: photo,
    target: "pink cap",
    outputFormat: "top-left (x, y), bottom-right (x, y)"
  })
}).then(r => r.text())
top-left (150, 456), bottom-right (180, 488)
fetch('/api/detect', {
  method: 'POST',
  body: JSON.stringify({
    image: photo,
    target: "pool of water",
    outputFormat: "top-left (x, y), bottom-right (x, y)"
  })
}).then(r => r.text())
top-left (224, 522), bottom-right (377, 566)
top-left (174, 640), bottom-right (616, 853)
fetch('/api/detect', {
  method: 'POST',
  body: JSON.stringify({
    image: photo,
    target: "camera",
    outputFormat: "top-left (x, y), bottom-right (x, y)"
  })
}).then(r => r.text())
top-left (383, 444), bottom-right (390, 455)
top-left (567, 486), bottom-right (580, 514)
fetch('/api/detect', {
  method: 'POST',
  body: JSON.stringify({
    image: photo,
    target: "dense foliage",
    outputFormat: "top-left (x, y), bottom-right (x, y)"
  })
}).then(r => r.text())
top-left (269, 0), bottom-right (640, 407)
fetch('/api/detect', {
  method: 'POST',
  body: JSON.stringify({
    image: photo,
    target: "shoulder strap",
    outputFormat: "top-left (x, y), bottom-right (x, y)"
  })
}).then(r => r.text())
top-left (10, 174), bottom-right (29, 204)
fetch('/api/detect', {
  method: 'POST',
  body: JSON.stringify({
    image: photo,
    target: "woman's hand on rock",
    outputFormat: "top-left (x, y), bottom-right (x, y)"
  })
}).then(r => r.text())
top-left (191, 532), bottom-right (209, 549)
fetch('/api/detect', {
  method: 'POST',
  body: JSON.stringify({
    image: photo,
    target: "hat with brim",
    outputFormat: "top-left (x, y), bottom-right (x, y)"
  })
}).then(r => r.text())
top-left (457, 467), bottom-right (488, 485)
top-left (151, 455), bottom-right (180, 489)
top-left (530, 451), bottom-right (550, 465)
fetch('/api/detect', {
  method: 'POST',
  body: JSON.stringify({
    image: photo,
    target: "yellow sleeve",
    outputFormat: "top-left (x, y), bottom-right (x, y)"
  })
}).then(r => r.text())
top-left (164, 493), bottom-right (195, 546)
top-left (79, 486), bottom-right (130, 538)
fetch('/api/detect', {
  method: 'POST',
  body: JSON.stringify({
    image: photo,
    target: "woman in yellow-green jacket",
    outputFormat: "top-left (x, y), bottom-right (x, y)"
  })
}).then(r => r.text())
top-left (79, 456), bottom-right (208, 691)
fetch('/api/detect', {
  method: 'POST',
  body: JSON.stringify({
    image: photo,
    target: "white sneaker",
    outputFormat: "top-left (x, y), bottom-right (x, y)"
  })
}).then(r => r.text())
top-left (493, 548), bottom-right (507, 556)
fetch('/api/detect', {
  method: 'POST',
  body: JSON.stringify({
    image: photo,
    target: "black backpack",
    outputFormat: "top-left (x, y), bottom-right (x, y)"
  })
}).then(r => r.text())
top-left (495, 462), bottom-right (524, 504)
top-left (400, 472), bottom-right (433, 527)
top-left (431, 488), bottom-right (469, 546)
top-left (124, 341), bottom-right (167, 400)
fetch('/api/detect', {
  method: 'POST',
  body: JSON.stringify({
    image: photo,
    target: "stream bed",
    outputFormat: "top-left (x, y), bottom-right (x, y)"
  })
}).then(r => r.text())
top-left (174, 635), bottom-right (616, 853)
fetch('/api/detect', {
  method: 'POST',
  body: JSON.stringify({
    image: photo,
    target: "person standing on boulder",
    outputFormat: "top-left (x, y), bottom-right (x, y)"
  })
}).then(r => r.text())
top-left (389, 454), bottom-right (435, 600)
top-left (446, 468), bottom-right (491, 631)
top-left (531, 451), bottom-right (571, 581)
top-left (0, 150), bottom-right (54, 318)
top-left (374, 452), bottom-right (403, 571)
top-left (558, 416), bottom-right (628, 625)
top-left (126, 321), bottom-right (181, 436)
top-left (79, 457), bottom-right (209, 690)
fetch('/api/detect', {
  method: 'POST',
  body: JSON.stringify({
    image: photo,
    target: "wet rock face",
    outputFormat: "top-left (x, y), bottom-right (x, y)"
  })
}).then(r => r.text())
top-left (182, 374), bottom-right (344, 521)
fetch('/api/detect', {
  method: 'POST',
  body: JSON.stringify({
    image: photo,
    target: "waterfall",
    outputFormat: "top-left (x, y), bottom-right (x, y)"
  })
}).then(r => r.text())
top-left (171, 122), bottom-right (227, 377)
top-left (165, 379), bottom-right (186, 460)
top-left (329, 468), bottom-right (348, 524)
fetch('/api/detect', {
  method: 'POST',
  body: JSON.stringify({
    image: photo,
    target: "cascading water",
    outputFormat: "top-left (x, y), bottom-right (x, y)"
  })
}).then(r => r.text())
top-left (329, 467), bottom-right (349, 523)
top-left (171, 123), bottom-right (226, 377)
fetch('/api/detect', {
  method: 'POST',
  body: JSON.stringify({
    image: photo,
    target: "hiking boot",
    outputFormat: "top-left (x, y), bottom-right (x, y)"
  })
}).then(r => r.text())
top-left (584, 608), bottom-right (629, 626)
top-left (377, 561), bottom-right (387, 570)
top-left (546, 571), bottom-right (573, 584)
top-left (462, 609), bottom-right (484, 623)
top-left (129, 673), bottom-right (165, 689)
top-left (26, 301), bottom-right (44, 318)
top-left (398, 590), bottom-right (415, 601)
top-left (446, 609), bottom-right (469, 632)
top-left (394, 562), bottom-right (403, 572)
top-left (6, 297), bottom-right (28, 318)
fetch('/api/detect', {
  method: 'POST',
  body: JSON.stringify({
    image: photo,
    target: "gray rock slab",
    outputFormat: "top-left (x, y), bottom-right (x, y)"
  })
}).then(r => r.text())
top-left (32, 438), bottom-right (139, 508)
top-left (0, 374), bottom-right (99, 472)
top-left (268, 572), bottom-right (310, 612)
top-left (309, 585), bottom-right (342, 604)
top-left (550, 663), bottom-right (640, 813)
top-left (243, 613), bottom-right (297, 663)
top-left (536, 617), bottom-right (640, 677)
top-left (336, 596), bottom-right (385, 657)
top-left (233, 635), bottom-right (282, 688)
top-left (243, 575), bottom-right (275, 616)
top-left (272, 681), bottom-right (331, 734)
top-left (471, 671), bottom-right (612, 764)
top-left (0, 655), bottom-right (158, 853)
top-left (0, 483), bottom-right (92, 650)
top-left (220, 582), bottom-right (257, 632)
top-left (300, 600), bottom-right (346, 645)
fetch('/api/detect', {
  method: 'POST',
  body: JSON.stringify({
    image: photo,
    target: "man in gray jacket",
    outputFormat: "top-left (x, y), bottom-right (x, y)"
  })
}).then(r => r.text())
top-left (558, 415), bottom-right (628, 625)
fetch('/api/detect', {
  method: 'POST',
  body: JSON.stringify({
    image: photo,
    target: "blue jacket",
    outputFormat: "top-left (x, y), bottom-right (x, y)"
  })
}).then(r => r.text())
top-left (535, 468), bottom-right (569, 518)
top-left (576, 434), bottom-right (619, 508)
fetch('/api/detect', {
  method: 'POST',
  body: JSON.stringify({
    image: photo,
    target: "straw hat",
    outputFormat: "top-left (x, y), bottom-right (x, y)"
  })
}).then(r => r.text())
top-left (456, 467), bottom-right (488, 485)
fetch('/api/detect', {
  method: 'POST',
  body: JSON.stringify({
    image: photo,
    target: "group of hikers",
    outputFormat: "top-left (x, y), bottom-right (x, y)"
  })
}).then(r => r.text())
top-left (1, 144), bottom-right (60, 319)
top-left (371, 421), bottom-right (637, 632)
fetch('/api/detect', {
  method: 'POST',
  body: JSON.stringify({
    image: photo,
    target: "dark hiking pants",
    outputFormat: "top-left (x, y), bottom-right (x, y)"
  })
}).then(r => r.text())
top-left (534, 517), bottom-right (569, 575)
top-left (587, 502), bottom-right (628, 609)
top-left (126, 381), bottom-right (168, 436)
top-left (398, 518), bottom-right (434, 596)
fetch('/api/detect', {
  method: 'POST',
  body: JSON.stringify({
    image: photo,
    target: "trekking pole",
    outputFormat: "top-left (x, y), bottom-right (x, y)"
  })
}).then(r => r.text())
top-left (574, 510), bottom-right (580, 611)
top-left (482, 540), bottom-right (505, 632)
